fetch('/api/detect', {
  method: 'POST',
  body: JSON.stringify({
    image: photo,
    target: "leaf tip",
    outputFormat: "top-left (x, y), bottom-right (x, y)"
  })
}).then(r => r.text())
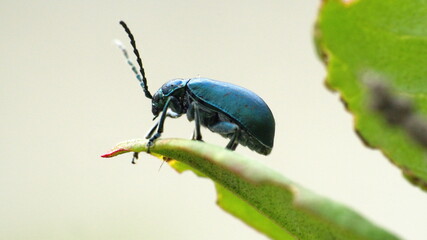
top-left (101, 148), bottom-right (130, 158)
top-left (101, 138), bottom-right (147, 158)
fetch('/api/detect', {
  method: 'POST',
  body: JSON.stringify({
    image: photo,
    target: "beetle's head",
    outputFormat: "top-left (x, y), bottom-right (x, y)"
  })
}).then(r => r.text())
top-left (151, 79), bottom-right (188, 117)
top-left (151, 90), bottom-right (165, 116)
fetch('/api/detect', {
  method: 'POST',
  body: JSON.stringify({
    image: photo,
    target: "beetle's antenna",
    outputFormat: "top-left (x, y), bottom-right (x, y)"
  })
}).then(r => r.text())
top-left (119, 21), bottom-right (153, 99)
top-left (114, 40), bottom-right (142, 86)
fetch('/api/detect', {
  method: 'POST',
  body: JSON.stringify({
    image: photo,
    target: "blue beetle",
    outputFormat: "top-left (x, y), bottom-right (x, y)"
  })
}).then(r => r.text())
top-left (118, 21), bottom-right (275, 155)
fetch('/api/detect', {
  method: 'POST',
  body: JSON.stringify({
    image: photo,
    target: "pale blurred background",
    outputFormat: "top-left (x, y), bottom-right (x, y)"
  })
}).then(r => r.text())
top-left (1, 1), bottom-right (426, 239)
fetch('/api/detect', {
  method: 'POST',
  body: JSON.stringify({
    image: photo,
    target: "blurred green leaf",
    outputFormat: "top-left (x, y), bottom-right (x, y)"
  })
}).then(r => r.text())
top-left (316, 0), bottom-right (427, 190)
top-left (102, 138), bottom-right (399, 239)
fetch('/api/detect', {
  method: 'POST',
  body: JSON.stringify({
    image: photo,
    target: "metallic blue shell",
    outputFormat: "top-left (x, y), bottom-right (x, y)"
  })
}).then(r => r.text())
top-left (187, 78), bottom-right (275, 150)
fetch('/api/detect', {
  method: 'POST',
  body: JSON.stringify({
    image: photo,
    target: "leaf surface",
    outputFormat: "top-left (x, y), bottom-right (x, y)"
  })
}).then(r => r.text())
top-left (102, 138), bottom-right (399, 239)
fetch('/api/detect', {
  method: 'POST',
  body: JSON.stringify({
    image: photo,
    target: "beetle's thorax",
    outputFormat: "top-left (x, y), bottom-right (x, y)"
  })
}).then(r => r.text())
top-left (151, 78), bottom-right (190, 116)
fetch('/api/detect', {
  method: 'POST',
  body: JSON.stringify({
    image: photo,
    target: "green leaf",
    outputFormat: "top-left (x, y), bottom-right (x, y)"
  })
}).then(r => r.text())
top-left (315, 0), bottom-right (427, 189)
top-left (102, 138), bottom-right (399, 240)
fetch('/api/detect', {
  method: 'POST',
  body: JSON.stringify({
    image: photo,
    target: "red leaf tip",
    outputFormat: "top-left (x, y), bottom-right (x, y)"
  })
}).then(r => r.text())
top-left (101, 148), bottom-right (130, 158)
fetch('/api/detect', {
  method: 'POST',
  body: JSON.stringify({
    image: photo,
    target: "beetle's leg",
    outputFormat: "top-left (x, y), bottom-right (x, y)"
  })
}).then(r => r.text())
top-left (208, 122), bottom-right (240, 150)
top-left (145, 110), bottom-right (180, 139)
top-left (192, 102), bottom-right (203, 141)
top-left (147, 97), bottom-right (173, 146)
top-left (132, 152), bottom-right (139, 164)
top-left (227, 129), bottom-right (240, 150)
top-left (186, 102), bottom-right (195, 121)
top-left (145, 121), bottom-right (159, 139)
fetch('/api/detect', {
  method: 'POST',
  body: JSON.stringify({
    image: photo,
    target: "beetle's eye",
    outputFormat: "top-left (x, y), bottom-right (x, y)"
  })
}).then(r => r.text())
top-left (152, 91), bottom-right (162, 102)
top-left (152, 104), bottom-right (159, 116)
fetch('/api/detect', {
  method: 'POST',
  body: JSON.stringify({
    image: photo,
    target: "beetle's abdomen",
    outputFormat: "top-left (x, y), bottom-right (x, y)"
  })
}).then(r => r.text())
top-left (187, 78), bottom-right (275, 153)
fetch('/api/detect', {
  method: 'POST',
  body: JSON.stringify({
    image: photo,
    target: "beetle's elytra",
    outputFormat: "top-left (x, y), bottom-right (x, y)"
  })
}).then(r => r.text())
top-left (117, 21), bottom-right (275, 155)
